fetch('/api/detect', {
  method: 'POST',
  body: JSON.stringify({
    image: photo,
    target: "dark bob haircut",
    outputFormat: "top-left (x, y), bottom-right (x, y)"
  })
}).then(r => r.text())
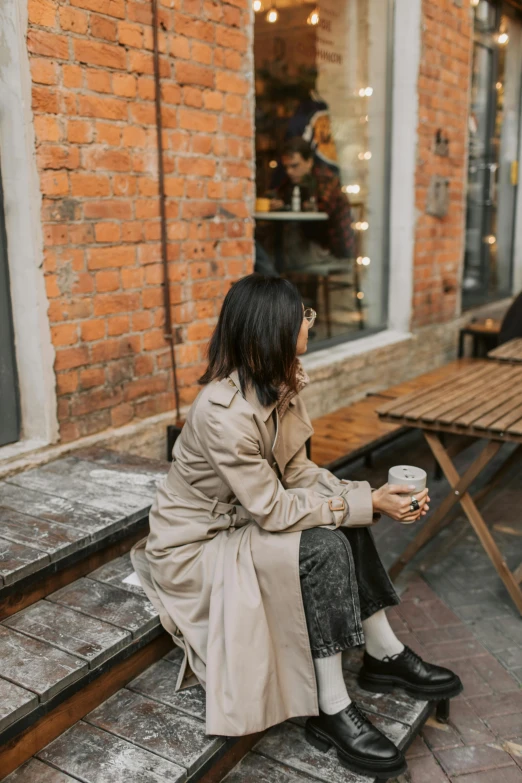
top-left (199, 274), bottom-right (303, 406)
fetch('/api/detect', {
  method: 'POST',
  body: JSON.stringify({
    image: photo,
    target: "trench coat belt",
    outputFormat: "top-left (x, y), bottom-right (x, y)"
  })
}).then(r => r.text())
top-left (165, 462), bottom-right (253, 528)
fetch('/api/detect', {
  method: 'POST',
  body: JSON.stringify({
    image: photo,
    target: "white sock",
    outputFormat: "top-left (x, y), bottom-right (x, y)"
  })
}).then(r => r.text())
top-left (362, 609), bottom-right (405, 660)
top-left (313, 652), bottom-right (352, 715)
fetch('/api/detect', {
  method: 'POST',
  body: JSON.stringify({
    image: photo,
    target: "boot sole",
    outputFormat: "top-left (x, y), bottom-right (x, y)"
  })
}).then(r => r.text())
top-left (305, 723), bottom-right (407, 780)
top-left (358, 671), bottom-right (463, 701)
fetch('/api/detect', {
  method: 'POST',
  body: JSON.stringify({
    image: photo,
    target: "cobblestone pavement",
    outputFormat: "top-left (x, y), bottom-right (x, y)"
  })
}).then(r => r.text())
top-left (336, 430), bottom-right (522, 781)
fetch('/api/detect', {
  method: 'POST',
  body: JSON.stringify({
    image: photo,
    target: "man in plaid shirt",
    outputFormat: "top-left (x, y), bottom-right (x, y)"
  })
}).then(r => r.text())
top-left (271, 137), bottom-right (355, 264)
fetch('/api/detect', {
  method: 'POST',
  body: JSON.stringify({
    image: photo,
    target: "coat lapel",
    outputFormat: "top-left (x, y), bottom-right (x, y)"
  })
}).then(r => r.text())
top-left (228, 371), bottom-right (313, 476)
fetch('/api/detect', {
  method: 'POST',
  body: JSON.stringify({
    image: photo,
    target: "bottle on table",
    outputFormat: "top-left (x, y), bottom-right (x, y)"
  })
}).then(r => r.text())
top-left (291, 186), bottom-right (301, 212)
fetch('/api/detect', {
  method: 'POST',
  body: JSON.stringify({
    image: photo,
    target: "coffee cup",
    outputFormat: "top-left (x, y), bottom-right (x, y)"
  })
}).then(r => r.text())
top-left (388, 465), bottom-right (427, 525)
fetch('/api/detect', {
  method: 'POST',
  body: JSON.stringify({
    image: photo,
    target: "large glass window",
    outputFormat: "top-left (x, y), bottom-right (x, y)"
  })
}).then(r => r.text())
top-left (463, 0), bottom-right (522, 308)
top-left (253, 0), bottom-right (393, 347)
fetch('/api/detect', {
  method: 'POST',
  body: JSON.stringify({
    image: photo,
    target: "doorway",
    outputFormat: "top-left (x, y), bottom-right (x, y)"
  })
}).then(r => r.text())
top-left (0, 163), bottom-right (21, 446)
top-left (462, 0), bottom-right (522, 309)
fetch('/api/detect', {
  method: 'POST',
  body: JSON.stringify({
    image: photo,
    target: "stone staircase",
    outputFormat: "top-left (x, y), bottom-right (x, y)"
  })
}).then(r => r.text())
top-left (0, 450), bottom-right (434, 782)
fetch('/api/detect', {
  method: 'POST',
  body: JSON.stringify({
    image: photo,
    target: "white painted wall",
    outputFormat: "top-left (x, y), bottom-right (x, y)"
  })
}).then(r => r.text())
top-left (0, 0), bottom-right (58, 453)
top-left (387, 0), bottom-right (421, 334)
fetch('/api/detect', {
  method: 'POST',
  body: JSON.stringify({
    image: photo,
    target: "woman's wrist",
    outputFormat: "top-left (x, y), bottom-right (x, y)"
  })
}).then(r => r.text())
top-left (371, 489), bottom-right (380, 514)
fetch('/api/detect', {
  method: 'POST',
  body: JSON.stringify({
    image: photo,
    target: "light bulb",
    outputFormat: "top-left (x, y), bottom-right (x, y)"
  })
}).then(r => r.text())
top-left (358, 151), bottom-right (372, 160)
top-left (498, 32), bottom-right (508, 45)
top-left (347, 184), bottom-right (360, 194)
top-left (360, 221), bottom-right (369, 231)
top-left (307, 9), bottom-right (319, 25)
top-left (356, 256), bottom-right (363, 265)
top-left (268, 160), bottom-right (277, 169)
top-left (253, 0), bottom-right (262, 11)
top-left (470, 0), bottom-right (479, 6)
top-left (364, 87), bottom-right (373, 96)
top-left (361, 256), bottom-right (370, 266)
top-left (266, 7), bottom-right (278, 22)
top-left (496, 81), bottom-right (503, 90)
top-left (357, 292), bottom-right (364, 300)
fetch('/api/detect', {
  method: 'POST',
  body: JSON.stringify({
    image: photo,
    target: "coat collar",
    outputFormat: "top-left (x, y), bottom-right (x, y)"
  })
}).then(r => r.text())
top-left (228, 370), bottom-right (278, 423)
top-left (228, 370), bottom-right (310, 475)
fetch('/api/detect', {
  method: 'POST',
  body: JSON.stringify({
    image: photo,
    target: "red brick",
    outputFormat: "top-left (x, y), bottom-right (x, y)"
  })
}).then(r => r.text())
top-left (176, 62), bottom-right (214, 88)
top-left (41, 170), bottom-right (69, 196)
top-left (67, 119), bottom-right (93, 144)
top-left (169, 36), bottom-right (191, 59)
top-left (107, 315), bottom-right (130, 336)
top-left (38, 145), bottom-right (80, 170)
top-left (118, 21), bottom-right (143, 48)
top-left (80, 368), bottom-right (106, 389)
top-left (86, 68), bottom-right (112, 94)
top-left (74, 39), bottom-right (126, 70)
top-left (69, 0), bottom-right (125, 18)
top-left (31, 58), bottom-right (58, 85)
top-left (215, 70), bottom-right (249, 95)
top-left (178, 109), bottom-right (217, 133)
top-left (27, 30), bottom-right (69, 59)
top-left (35, 116), bottom-right (62, 142)
top-left (90, 13), bottom-right (117, 41)
top-left (113, 73), bottom-right (137, 98)
top-left (59, 6), bottom-right (88, 33)
top-left (81, 319), bottom-right (106, 341)
top-left (95, 122), bottom-right (121, 146)
top-left (88, 246), bottom-right (136, 269)
top-left (78, 94), bottom-right (128, 120)
top-left (94, 222), bottom-right (121, 243)
top-left (32, 86), bottom-right (59, 114)
top-left (70, 173), bottom-right (110, 197)
top-left (62, 65), bottom-right (83, 88)
top-left (55, 345), bottom-right (90, 371)
top-left (175, 14), bottom-right (215, 42)
top-left (84, 200), bottom-right (133, 219)
top-left (28, 0), bottom-right (57, 28)
top-left (95, 270), bottom-right (120, 291)
top-left (215, 27), bottom-right (248, 52)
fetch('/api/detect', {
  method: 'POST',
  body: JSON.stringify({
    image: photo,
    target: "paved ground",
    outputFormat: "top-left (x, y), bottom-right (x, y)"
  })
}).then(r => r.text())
top-left (335, 430), bottom-right (522, 781)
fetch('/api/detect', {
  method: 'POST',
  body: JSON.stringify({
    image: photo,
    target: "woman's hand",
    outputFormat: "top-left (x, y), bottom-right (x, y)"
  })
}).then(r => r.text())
top-left (270, 198), bottom-right (284, 211)
top-left (372, 484), bottom-right (430, 524)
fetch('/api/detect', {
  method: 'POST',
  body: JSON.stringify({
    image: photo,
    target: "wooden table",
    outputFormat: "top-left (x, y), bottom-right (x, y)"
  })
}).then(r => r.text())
top-left (488, 337), bottom-right (522, 363)
top-left (377, 361), bottom-right (522, 614)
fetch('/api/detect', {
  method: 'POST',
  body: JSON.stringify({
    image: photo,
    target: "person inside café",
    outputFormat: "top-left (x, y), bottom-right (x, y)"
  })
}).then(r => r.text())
top-left (254, 138), bottom-right (354, 278)
top-left (270, 136), bottom-right (354, 270)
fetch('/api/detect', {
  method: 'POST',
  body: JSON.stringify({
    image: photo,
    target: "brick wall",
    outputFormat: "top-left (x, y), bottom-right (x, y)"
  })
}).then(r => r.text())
top-left (412, 0), bottom-right (472, 329)
top-left (28, 0), bottom-right (254, 443)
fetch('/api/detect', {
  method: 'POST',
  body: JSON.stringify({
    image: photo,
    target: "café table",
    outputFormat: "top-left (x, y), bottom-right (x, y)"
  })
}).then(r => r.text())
top-left (377, 360), bottom-right (522, 614)
top-left (488, 337), bottom-right (522, 363)
top-left (254, 210), bottom-right (329, 273)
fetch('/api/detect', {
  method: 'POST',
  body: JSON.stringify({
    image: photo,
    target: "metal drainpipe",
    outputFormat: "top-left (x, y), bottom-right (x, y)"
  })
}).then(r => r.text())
top-left (152, 0), bottom-right (181, 423)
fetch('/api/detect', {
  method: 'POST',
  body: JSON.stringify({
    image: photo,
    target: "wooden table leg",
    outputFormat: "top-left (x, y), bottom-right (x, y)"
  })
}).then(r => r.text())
top-left (388, 436), bottom-right (503, 581)
top-left (426, 432), bottom-right (522, 615)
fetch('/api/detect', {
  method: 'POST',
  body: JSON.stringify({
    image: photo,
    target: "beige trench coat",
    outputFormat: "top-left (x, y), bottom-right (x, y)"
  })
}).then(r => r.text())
top-left (131, 371), bottom-right (375, 736)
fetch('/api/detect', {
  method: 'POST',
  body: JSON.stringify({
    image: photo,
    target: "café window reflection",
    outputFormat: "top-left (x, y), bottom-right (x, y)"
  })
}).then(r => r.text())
top-left (253, 0), bottom-right (392, 346)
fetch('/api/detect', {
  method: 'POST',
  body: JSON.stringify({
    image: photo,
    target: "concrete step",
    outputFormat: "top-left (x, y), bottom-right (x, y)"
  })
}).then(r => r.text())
top-left (3, 647), bottom-right (432, 783)
top-left (0, 449), bottom-right (168, 619)
top-left (0, 551), bottom-right (161, 744)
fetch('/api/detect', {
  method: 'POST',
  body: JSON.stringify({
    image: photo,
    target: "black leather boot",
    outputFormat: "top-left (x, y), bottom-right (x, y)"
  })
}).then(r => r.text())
top-left (305, 702), bottom-right (406, 779)
top-left (359, 646), bottom-right (463, 700)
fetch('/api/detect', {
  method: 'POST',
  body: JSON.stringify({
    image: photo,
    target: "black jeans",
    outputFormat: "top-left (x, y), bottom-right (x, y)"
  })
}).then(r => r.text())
top-left (299, 526), bottom-right (400, 659)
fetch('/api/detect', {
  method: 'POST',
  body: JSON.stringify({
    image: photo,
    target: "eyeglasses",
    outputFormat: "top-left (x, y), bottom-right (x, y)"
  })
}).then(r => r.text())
top-left (303, 307), bottom-right (316, 328)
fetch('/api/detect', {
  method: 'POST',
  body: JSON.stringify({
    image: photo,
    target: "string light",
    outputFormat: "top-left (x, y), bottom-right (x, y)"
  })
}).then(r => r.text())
top-left (361, 256), bottom-right (371, 266)
top-left (357, 292), bottom-right (365, 300)
top-left (354, 221), bottom-right (369, 231)
top-left (498, 31), bottom-right (508, 45)
top-left (343, 184), bottom-right (360, 194)
top-left (253, 0), bottom-right (263, 11)
top-left (470, 0), bottom-right (479, 7)
top-left (485, 235), bottom-right (496, 245)
top-left (358, 151), bottom-right (372, 160)
top-left (268, 160), bottom-right (277, 169)
top-left (266, 2), bottom-right (278, 22)
top-left (358, 87), bottom-right (373, 97)
top-left (307, 8), bottom-right (319, 25)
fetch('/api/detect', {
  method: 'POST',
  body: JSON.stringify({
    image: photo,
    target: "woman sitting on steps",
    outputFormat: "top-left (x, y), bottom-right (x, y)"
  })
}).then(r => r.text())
top-left (131, 274), bottom-right (462, 781)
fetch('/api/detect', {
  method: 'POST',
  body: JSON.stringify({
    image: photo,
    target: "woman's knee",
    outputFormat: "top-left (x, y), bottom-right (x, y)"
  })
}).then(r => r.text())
top-left (300, 527), bottom-right (352, 567)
